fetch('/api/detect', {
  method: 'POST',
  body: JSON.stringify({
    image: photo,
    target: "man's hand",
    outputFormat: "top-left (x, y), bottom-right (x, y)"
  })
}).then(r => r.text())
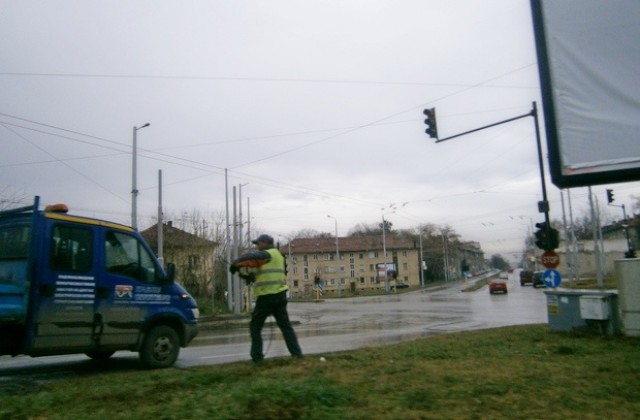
top-left (240, 272), bottom-right (256, 285)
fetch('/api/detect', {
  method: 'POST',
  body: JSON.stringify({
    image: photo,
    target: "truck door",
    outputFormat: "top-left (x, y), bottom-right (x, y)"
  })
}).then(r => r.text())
top-left (97, 229), bottom-right (163, 346)
top-left (30, 221), bottom-right (97, 353)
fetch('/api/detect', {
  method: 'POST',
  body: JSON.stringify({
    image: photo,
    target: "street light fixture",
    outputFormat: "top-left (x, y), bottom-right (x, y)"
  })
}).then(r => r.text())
top-left (132, 123), bottom-right (150, 230)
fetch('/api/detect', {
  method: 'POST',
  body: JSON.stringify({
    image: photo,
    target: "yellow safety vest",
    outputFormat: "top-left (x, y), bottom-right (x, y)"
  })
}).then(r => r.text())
top-left (253, 248), bottom-right (288, 297)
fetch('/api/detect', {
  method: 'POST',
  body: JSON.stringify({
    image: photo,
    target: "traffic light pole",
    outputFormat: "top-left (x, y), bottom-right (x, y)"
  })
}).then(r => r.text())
top-left (609, 202), bottom-right (635, 258)
top-left (434, 102), bottom-right (554, 249)
top-left (531, 102), bottom-right (553, 239)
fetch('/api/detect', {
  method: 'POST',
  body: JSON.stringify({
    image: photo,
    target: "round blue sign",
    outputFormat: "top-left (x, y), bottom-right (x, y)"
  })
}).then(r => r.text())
top-left (543, 269), bottom-right (562, 288)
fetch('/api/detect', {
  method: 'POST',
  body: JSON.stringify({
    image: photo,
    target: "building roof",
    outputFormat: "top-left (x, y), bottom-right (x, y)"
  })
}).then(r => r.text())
top-left (283, 235), bottom-right (418, 254)
top-left (140, 222), bottom-right (217, 250)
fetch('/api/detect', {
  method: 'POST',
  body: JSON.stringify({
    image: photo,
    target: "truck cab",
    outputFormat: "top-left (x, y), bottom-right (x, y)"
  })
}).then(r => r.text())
top-left (0, 197), bottom-right (198, 368)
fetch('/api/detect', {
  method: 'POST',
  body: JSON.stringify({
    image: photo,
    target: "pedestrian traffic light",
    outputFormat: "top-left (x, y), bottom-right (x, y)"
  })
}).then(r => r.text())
top-left (606, 189), bottom-right (615, 204)
top-left (534, 222), bottom-right (548, 250)
top-left (423, 108), bottom-right (438, 139)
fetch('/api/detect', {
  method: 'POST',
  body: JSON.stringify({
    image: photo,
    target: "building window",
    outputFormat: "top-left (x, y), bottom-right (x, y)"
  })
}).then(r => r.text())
top-left (188, 254), bottom-right (199, 269)
top-left (368, 251), bottom-right (378, 258)
top-left (359, 253), bottom-right (364, 259)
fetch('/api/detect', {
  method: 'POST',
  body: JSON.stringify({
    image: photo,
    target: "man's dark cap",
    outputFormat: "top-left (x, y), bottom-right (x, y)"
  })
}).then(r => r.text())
top-left (252, 234), bottom-right (274, 245)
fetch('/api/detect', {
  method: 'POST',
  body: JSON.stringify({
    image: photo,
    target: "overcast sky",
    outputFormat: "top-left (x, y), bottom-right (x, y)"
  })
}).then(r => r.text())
top-left (2, 0), bottom-right (639, 261)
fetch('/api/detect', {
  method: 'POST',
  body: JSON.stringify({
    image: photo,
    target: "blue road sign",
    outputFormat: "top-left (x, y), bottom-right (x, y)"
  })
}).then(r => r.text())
top-left (543, 269), bottom-right (562, 288)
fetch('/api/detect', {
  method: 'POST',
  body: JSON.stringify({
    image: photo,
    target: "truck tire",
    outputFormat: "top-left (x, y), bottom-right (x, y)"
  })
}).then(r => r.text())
top-left (85, 350), bottom-right (115, 361)
top-left (139, 325), bottom-right (180, 368)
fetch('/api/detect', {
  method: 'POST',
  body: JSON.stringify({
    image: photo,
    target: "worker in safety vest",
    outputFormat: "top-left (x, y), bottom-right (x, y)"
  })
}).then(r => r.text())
top-left (229, 234), bottom-right (303, 362)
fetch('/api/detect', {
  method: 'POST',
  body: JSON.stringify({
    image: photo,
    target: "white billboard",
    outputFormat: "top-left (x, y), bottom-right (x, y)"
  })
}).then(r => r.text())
top-left (531, 0), bottom-right (640, 188)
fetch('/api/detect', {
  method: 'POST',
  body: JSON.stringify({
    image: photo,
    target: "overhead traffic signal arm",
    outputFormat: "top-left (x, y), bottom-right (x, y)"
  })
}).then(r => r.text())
top-left (428, 108), bottom-right (534, 143)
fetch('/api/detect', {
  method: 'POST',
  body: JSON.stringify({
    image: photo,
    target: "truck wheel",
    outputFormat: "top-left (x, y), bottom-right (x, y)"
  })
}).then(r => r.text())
top-left (85, 350), bottom-right (115, 360)
top-left (140, 325), bottom-right (180, 368)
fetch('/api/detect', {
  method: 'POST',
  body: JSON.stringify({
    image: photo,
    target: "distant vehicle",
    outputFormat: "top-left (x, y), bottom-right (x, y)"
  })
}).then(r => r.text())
top-left (532, 271), bottom-right (546, 288)
top-left (499, 271), bottom-right (508, 279)
top-left (0, 197), bottom-right (199, 368)
top-left (396, 283), bottom-right (409, 289)
top-left (520, 270), bottom-right (534, 286)
top-left (489, 279), bottom-right (508, 294)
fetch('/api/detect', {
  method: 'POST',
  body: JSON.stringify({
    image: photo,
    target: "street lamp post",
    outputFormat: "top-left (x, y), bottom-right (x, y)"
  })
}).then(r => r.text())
top-left (132, 123), bottom-right (150, 230)
top-left (381, 210), bottom-right (396, 291)
top-left (327, 215), bottom-right (340, 294)
top-left (327, 215), bottom-right (340, 261)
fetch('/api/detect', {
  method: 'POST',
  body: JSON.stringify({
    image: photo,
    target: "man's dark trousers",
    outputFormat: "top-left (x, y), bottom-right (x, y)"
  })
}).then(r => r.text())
top-left (250, 290), bottom-right (302, 361)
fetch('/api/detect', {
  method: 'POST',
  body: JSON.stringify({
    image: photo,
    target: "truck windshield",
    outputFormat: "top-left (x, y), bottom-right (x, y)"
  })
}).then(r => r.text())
top-left (105, 231), bottom-right (157, 283)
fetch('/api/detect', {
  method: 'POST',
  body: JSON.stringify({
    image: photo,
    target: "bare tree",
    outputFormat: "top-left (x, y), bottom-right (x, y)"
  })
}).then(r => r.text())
top-left (348, 222), bottom-right (382, 236)
top-left (290, 228), bottom-right (324, 239)
top-left (0, 186), bottom-right (28, 211)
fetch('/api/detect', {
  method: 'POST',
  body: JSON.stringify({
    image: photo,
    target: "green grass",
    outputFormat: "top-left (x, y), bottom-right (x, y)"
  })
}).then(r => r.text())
top-left (1, 325), bottom-right (639, 419)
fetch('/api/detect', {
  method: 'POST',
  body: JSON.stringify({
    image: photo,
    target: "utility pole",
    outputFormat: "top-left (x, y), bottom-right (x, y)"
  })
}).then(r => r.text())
top-left (225, 169), bottom-right (232, 311)
top-left (157, 170), bottom-right (163, 266)
top-left (131, 123), bottom-right (150, 230)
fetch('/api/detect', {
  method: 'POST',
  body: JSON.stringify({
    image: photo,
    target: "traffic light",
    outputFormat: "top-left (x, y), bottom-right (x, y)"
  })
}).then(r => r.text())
top-left (535, 222), bottom-right (559, 250)
top-left (606, 189), bottom-right (615, 204)
top-left (548, 227), bottom-right (559, 250)
top-left (534, 222), bottom-right (548, 250)
top-left (423, 108), bottom-right (438, 139)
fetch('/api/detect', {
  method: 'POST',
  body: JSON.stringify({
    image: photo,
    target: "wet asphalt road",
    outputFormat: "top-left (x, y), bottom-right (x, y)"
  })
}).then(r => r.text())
top-left (0, 272), bottom-right (548, 379)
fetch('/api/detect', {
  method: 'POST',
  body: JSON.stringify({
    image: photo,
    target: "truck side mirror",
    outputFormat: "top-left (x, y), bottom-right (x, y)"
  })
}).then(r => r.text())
top-left (164, 263), bottom-right (176, 284)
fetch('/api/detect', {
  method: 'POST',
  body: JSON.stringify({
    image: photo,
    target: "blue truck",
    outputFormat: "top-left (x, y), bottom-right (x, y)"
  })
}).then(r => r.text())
top-left (0, 197), bottom-right (198, 368)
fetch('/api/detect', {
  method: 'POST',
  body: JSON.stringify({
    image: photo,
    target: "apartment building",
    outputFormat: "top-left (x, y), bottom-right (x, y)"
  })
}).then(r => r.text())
top-left (281, 235), bottom-right (421, 298)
